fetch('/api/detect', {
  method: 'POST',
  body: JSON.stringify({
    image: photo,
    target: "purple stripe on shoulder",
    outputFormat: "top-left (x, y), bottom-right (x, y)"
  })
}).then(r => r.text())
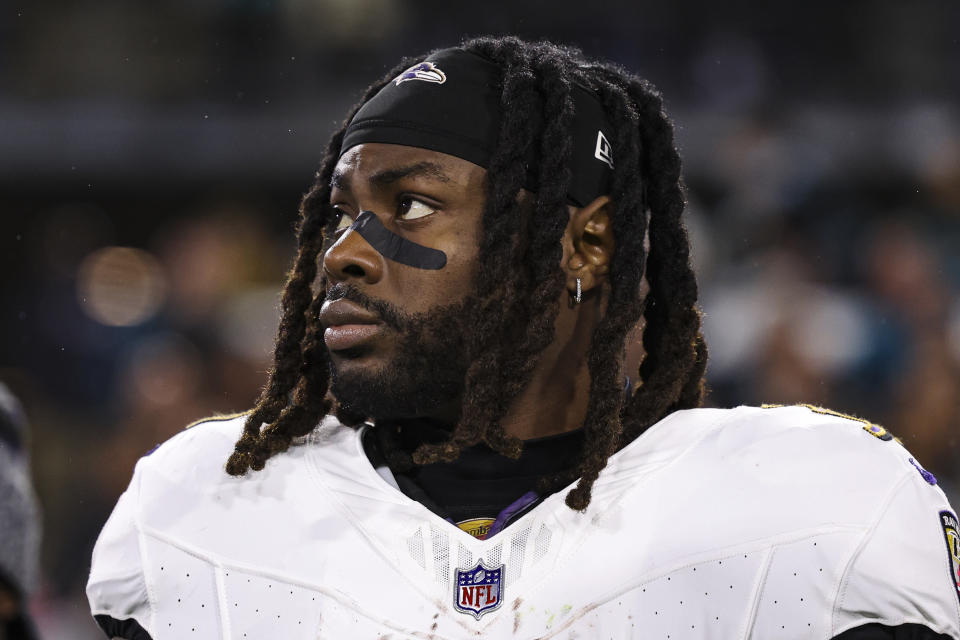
top-left (909, 457), bottom-right (937, 485)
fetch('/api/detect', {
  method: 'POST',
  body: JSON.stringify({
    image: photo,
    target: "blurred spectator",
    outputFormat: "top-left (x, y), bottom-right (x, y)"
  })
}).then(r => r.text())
top-left (0, 384), bottom-right (42, 640)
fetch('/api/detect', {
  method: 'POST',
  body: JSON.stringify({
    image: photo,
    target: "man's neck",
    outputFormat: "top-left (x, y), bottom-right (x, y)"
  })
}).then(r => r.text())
top-left (500, 290), bottom-right (603, 440)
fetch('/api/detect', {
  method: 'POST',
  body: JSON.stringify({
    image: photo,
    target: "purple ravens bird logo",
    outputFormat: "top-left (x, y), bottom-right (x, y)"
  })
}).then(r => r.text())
top-left (395, 61), bottom-right (447, 86)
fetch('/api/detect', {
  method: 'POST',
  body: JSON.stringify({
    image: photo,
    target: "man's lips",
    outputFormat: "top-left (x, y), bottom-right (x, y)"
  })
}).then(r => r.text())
top-left (324, 324), bottom-right (384, 351)
top-left (318, 298), bottom-right (385, 351)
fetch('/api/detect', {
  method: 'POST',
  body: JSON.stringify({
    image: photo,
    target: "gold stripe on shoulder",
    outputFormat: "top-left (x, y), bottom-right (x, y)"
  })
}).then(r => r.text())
top-left (797, 403), bottom-right (871, 425)
top-left (184, 410), bottom-right (253, 431)
top-left (761, 403), bottom-right (895, 442)
top-left (762, 403), bottom-right (867, 423)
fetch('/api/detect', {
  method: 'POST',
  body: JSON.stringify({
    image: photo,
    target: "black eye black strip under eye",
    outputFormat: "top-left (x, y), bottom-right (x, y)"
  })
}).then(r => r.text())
top-left (348, 210), bottom-right (447, 270)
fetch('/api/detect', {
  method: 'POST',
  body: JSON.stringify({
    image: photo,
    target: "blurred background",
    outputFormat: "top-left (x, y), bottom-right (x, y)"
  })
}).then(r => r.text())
top-left (1, 0), bottom-right (958, 636)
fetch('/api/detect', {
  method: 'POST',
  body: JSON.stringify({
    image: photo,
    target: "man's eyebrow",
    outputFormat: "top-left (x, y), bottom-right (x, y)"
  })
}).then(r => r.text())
top-left (368, 161), bottom-right (452, 187)
top-left (330, 169), bottom-right (350, 191)
top-left (330, 161), bottom-right (453, 193)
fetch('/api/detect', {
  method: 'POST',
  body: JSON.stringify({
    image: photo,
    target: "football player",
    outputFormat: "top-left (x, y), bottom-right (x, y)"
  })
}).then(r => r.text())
top-left (88, 37), bottom-right (960, 639)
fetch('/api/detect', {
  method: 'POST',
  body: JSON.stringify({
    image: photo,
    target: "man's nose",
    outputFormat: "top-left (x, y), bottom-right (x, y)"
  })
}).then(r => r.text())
top-left (322, 224), bottom-right (385, 285)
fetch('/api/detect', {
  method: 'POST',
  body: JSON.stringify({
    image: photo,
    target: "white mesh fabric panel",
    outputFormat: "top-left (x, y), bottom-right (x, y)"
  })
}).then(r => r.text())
top-left (141, 537), bottom-right (221, 637)
top-left (406, 527), bottom-right (425, 569)
top-left (486, 541), bottom-right (503, 567)
top-left (456, 542), bottom-right (473, 571)
top-left (507, 526), bottom-right (531, 582)
top-left (429, 525), bottom-right (450, 589)
top-left (532, 523), bottom-right (552, 564)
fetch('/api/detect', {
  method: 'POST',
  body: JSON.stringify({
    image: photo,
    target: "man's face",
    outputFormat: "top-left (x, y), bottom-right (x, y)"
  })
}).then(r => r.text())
top-left (320, 143), bottom-right (488, 421)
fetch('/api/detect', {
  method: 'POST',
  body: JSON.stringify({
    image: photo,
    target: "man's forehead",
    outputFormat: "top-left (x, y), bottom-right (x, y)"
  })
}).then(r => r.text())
top-left (332, 143), bottom-right (485, 189)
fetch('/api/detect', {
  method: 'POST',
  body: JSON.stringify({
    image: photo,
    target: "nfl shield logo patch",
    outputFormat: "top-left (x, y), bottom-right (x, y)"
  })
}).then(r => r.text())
top-left (453, 561), bottom-right (504, 620)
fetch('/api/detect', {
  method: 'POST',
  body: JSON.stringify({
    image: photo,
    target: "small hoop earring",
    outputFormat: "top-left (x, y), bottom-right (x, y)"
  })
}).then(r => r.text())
top-left (574, 278), bottom-right (582, 305)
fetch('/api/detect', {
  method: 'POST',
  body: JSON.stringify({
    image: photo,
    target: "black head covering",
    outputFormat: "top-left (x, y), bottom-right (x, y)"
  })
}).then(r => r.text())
top-left (340, 48), bottom-right (616, 207)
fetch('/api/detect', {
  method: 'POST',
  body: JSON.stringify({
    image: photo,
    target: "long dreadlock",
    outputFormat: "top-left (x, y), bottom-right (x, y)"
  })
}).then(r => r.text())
top-left (226, 37), bottom-right (707, 512)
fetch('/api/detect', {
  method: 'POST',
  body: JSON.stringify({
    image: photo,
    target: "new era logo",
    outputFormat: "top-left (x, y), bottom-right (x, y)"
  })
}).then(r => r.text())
top-left (594, 131), bottom-right (614, 169)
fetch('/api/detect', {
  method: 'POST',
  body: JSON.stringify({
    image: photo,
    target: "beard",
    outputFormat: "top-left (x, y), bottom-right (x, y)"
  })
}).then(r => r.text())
top-left (325, 283), bottom-right (477, 421)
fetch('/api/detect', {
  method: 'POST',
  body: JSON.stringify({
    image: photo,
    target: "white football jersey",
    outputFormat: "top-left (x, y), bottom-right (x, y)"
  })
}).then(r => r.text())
top-left (87, 405), bottom-right (960, 639)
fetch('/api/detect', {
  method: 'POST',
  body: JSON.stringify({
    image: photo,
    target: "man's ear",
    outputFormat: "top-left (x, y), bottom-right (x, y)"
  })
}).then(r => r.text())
top-left (562, 195), bottom-right (615, 298)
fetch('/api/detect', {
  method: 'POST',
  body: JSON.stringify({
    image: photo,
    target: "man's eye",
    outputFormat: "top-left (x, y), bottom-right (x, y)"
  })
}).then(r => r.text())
top-left (332, 208), bottom-right (354, 232)
top-left (398, 197), bottom-right (436, 221)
